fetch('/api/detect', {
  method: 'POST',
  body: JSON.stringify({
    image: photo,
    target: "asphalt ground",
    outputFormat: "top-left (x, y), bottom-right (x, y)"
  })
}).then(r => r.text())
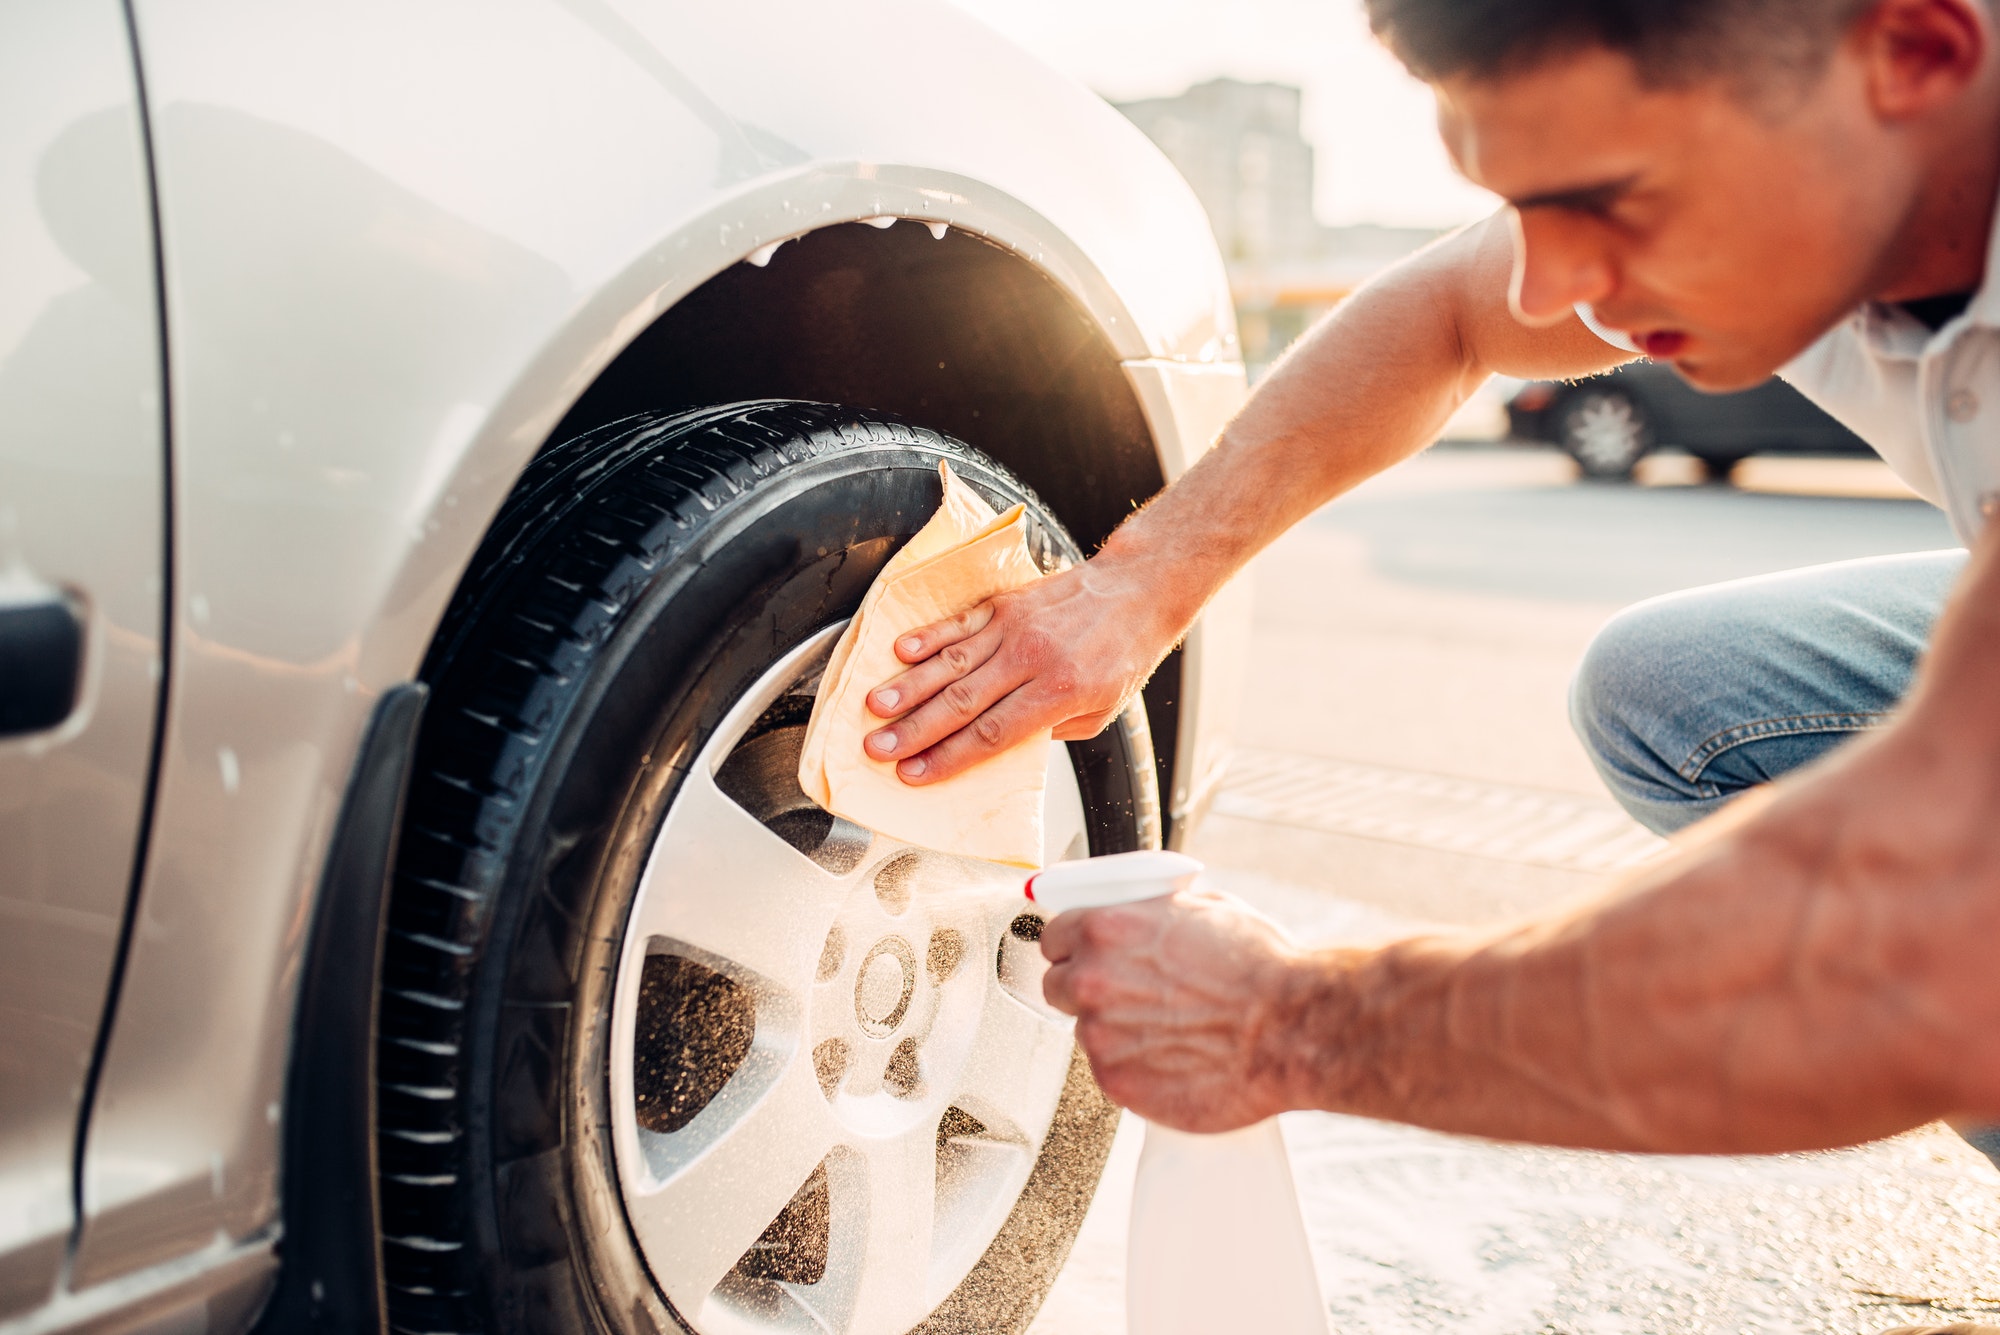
top-left (1030, 445), bottom-right (2000, 1335)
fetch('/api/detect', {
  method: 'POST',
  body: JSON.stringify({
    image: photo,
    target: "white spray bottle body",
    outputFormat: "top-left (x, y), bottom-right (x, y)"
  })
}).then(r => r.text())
top-left (1027, 851), bottom-right (1329, 1335)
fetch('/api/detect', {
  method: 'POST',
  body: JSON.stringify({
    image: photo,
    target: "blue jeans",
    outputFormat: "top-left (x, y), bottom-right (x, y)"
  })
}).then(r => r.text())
top-left (1569, 550), bottom-right (1965, 837)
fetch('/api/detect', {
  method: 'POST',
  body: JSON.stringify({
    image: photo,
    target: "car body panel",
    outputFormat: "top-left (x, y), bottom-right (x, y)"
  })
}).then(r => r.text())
top-left (1509, 362), bottom-right (1875, 462)
top-left (0, 1), bottom-right (166, 1317)
top-left (1124, 359), bottom-right (1250, 828)
top-left (65, 0), bottom-right (1244, 1301)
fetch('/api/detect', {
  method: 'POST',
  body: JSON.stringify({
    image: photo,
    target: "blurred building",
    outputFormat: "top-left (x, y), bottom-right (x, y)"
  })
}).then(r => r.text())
top-left (1112, 78), bottom-right (1445, 374)
top-left (1114, 79), bottom-right (1319, 267)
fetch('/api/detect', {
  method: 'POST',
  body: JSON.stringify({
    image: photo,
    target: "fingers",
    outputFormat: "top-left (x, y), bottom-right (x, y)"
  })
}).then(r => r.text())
top-left (1042, 961), bottom-right (1080, 1017)
top-left (1038, 909), bottom-right (1081, 964)
top-left (1038, 903), bottom-right (1142, 1013)
top-left (871, 685), bottom-right (1045, 784)
top-left (859, 563), bottom-right (1138, 784)
top-left (1038, 911), bottom-right (1084, 1014)
top-left (866, 623), bottom-right (1003, 719)
top-left (891, 601), bottom-right (995, 665)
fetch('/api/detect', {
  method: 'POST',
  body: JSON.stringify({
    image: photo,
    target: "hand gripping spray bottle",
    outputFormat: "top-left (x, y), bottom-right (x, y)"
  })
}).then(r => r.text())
top-left (1026, 850), bottom-right (1329, 1335)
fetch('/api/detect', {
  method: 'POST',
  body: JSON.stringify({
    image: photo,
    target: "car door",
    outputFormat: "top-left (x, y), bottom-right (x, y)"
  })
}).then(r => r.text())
top-left (0, 0), bottom-right (168, 1317)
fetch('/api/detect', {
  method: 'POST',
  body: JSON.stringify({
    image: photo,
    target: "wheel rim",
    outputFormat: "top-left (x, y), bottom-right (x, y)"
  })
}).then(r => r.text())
top-left (1565, 393), bottom-right (1646, 473)
top-left (608, 623), bottom-right (1087, 1335)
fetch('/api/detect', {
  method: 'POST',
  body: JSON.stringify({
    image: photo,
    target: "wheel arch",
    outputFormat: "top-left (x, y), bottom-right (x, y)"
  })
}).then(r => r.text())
top-left (349, 163), bottom-right (1225, 686)
top-left (548, 218), bottom-right (1165, 559)
top-left (543, 217), bottom-right (1195, 824)
top-left (383, 179), bottom-right (1218, 846)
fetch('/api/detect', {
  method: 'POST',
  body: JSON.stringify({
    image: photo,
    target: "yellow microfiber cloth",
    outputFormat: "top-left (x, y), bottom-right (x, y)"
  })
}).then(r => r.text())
top-left (798, 460), bottom-right (1051, 867)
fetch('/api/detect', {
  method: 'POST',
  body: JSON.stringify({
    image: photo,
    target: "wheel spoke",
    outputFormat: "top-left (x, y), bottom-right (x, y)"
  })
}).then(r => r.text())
top-left (630, 766), bottom-right (854, 988)
top-left (623, 1046), bottom-right (840, 1316)
top-left (951, 980), bottom-right (1074, 1144)
top-left (834, 1121), bottom-right (941, 1335)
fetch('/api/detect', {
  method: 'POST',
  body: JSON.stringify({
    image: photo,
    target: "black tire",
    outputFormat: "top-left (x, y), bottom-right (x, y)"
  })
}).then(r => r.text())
top-left (1558, 386), bottom-right (1653, 480)
top-left (375, 402), bottom-right (1154, 1335)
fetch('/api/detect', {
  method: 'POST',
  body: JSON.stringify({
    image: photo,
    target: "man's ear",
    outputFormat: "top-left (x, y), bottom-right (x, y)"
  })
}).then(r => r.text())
top-left (1857, 0), bottom-right (1987, 121)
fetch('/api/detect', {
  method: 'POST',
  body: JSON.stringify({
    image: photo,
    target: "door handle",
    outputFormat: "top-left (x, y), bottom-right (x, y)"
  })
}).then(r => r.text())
top-left (0, 589), bottom-right (83, 738)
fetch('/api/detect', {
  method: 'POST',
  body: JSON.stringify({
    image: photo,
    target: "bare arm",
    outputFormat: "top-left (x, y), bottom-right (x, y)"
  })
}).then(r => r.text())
top-left (863, 211), bottom-right (1630, 783)
top-left (1042, 522), bottom-right (2000, 1151)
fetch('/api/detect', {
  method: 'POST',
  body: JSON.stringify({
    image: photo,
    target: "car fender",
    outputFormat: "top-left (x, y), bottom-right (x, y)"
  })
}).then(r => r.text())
top-left (67, 0), bottom-right (1244, 1303)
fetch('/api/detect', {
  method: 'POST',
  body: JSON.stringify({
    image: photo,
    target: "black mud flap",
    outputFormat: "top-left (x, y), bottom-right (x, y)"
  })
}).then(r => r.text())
top-left (254, 683), bottom-right (428, 1335)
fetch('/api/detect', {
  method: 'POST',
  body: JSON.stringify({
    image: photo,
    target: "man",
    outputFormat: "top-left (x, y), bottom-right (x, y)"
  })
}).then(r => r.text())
top-left (868, 0), bottom-right (2000, 1321)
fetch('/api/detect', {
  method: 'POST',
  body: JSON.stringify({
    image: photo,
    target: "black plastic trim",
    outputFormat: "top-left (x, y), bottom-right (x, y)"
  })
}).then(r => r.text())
top-left (254, 684), bottom-right (428, 1335)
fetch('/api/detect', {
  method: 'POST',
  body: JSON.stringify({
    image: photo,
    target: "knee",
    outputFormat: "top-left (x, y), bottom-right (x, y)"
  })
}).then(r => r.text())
top-left (1569, 598), bottom-right (1722, 834)
top-left (1569, 596), bottom-right (1687, 765)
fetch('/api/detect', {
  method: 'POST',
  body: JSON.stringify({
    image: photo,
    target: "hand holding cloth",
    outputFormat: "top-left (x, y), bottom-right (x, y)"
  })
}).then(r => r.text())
top-left (797, 461), bottom-right (1050, 867)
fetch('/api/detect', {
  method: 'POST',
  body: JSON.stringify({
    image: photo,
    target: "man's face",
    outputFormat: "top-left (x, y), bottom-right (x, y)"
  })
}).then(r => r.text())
top-left (1438, 43), bottom-right (1921, 390)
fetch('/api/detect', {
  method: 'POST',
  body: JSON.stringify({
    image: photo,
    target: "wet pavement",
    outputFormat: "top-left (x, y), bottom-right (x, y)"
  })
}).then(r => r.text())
top-left (1030, 445), bottom-right (2000, 1335)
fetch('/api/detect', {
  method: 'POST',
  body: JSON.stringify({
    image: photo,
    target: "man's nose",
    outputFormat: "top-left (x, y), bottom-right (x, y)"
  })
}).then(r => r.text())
top-left (1509, 208), bottom-right (1615, 325)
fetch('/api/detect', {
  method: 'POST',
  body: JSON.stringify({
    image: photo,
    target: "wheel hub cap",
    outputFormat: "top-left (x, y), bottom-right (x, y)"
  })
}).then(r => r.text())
top-left (854, 939), bottom-right (915, 1035)
top-left (1569, 394), bottom-right (1644, 471)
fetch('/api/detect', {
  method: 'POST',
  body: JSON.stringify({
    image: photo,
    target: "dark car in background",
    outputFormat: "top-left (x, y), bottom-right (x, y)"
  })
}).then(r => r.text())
top-left (1507, 360), bottom-right (1875, 480)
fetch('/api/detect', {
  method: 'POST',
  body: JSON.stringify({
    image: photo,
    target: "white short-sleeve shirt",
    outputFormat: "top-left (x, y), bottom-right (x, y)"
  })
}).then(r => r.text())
top-left (1579, 225), bottom-right (2000, 545)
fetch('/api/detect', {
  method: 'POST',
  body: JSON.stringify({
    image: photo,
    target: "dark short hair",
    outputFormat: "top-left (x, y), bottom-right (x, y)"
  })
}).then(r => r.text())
top-left (1366, 0), bottom-right (1871, 89)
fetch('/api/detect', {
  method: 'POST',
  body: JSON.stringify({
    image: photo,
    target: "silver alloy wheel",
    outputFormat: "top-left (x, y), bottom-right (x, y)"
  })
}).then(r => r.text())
top-left (1563, 390), bottom-right (1649, 476)
top-left (607, 624), bottom-right (1087, 1335)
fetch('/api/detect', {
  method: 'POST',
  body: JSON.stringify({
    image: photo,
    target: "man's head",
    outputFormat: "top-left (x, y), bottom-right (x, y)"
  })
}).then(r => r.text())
top-left (1369, 0), bottom-right (2000, 389)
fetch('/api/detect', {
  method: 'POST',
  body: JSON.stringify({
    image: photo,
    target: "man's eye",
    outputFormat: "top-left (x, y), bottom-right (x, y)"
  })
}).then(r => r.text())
top-left (1564, 195), bottom-right (1622, 221)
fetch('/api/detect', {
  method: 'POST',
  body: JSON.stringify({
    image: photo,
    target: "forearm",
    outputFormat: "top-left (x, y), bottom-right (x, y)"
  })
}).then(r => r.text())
top-left (1097, 212), bottom-right (1625, 633)
top-left (1276, 525), bottom-right (2000, 1151)
top-left (1285, 810), bottom-right (1950, 1151)
top-left (1094, 242), bottom-right (1483, 630)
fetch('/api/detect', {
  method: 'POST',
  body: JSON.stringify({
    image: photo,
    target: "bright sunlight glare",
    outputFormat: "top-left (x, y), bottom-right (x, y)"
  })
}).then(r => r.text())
top-left (946, 0), bottom-right (1498, 229)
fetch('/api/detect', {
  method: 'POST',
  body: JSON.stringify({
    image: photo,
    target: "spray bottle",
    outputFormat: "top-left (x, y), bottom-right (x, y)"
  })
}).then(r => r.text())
top-left (1026, 850), bottom-right (1329, 1335)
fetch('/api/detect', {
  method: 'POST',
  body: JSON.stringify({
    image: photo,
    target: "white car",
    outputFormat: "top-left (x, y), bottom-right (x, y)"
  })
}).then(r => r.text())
top-left (0, 3), bottom-right (1247, 1333)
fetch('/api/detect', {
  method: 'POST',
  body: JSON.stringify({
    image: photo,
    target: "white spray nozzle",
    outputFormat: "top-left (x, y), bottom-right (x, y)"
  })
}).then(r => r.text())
top-left (1023, 849), bottom-right (1204, 915)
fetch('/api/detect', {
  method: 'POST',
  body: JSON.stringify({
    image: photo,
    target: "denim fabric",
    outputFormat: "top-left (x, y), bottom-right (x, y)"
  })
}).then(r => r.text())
top-left (1569, 550), bottom-right (1965, 836)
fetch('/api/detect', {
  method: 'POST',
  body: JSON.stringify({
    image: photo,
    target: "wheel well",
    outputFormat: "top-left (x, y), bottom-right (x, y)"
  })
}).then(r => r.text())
top-left (550, 221), bottom-right (1163, 552)
top-left (543, 220), bottom-right (1184, 834)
